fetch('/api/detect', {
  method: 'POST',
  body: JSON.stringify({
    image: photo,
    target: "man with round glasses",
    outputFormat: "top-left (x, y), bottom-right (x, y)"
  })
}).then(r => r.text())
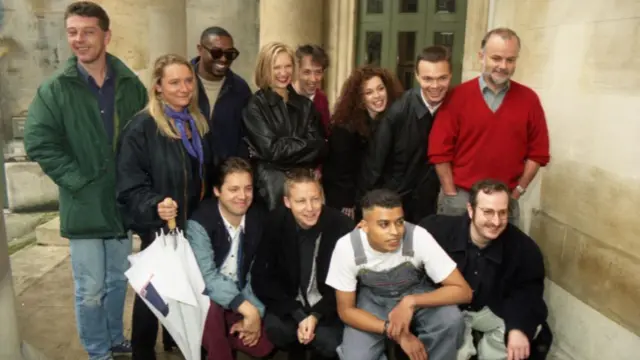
top-left (193, 26), bottom-right (252, 159)
top-left (419, 179), bottom-right (551, 360)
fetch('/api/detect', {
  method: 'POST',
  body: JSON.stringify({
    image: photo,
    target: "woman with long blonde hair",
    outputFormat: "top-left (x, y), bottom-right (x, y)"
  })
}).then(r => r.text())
top-left (242, 41), bottom-right (326, 210)
top-left (115, 53), bottom-right (215, 359)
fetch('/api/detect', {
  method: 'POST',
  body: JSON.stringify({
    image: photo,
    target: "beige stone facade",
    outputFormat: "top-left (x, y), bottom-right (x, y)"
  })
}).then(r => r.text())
top-left (1, 1), bottom-right (639, 359)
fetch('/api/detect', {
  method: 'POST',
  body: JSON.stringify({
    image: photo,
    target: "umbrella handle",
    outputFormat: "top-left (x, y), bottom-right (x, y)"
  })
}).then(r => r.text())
top-left (168, 218), bottom-right (176, 230)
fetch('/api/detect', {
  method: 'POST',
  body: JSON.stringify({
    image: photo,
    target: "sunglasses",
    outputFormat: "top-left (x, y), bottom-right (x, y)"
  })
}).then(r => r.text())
top-left (202, 45), bottom-right (240, 61)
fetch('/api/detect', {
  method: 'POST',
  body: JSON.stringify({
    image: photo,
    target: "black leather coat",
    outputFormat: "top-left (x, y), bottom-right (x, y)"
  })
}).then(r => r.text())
top-left (242, 86), bottom-right (326, 209)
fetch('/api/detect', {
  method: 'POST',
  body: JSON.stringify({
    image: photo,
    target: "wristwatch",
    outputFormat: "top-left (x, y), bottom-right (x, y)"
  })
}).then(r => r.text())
top-left (515, 185), bottom-right (527, 195)
top-left (382, 320), bottom-right (390, 337)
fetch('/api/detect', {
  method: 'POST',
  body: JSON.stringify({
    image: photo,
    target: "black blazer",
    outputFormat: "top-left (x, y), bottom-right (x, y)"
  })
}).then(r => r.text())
top-left (251, 205), bottom-right (354, 322)
top-left (189, 198), bottom-right (267, 288)
top-left (420, 214), bottom-right (548, 342)
top-left (322, 124), bottom-right (370, 210)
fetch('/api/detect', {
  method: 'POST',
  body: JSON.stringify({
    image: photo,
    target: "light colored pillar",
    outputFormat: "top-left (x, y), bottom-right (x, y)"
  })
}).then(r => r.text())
top-left (135, 0), bottom-right (187, 87)
top-left (94, 0), bottom-right (151, 71)
top-left (148, 0), bottom-right (188, 62)
top-left (460, 0), bottom-right (491, 81)
top-left (324, 0), bottom-right (357, 108)
top-left (0, 147), bottom-right (48, 360)
top-left (0, 13), bottom-right (48, 357)
top-left (259, 0), bottom-right (323, 49)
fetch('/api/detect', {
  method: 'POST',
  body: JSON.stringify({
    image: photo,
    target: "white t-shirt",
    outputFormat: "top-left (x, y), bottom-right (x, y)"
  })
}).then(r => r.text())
top-left (420, 89), bottom-right (441, 115)
top-left (325, 226), bottom-right (457, 292)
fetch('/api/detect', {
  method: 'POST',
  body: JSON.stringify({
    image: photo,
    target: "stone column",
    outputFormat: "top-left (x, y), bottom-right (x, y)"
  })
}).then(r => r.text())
top-left (0, 152), bottom-right (47, 360)
top-left (94, 0), bottom-right (151, 71)
top-left (259, 0), bottom-right (324, 49)
top-left (461, 0), bottom-right (491, 81)
top-left (135, 0), bottom-right (187, 86)
top-left (148, 0), bottom-right (188, 62)
top-left (324, 0), bottom-right (357, 107)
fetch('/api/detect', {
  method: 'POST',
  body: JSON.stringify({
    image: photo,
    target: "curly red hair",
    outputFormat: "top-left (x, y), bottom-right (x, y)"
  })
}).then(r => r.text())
top-left (331, 65), bottom-right (404, 137)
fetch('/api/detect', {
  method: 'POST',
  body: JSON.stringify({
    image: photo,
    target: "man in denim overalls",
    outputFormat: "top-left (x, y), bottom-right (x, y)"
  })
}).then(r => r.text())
top-left (326, 189), bottom-right (473, 360)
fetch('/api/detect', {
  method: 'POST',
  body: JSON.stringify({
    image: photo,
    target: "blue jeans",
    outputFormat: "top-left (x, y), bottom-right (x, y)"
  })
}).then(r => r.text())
top-left (69, 236), bottom-right (132, 360)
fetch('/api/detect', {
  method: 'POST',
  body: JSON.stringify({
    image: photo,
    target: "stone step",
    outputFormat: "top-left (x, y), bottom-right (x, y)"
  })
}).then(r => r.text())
top-left (5, 162), bottom-right (58, 212)
top-left (34, 217), bottom-right (143, 249)
top-left (4, 210), bottom-right (55, 243)
top-left (35, 217), bottom-right (65, 246)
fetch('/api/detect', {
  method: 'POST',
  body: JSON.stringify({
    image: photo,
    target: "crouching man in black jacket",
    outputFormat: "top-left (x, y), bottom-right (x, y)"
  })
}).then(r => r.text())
top-left (252, 169), bottom-right (354, 360)
top-left (420, 179), bottom-right (551, 360)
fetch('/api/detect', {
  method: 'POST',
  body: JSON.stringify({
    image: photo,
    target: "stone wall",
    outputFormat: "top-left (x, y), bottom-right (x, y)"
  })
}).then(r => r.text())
top-left (476, 0), bottom-right (640, 358)
top-left (0, 0), bottom-right (73, 143)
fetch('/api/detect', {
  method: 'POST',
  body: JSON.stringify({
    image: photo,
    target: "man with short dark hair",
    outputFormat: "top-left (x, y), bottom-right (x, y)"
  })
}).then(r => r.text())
top-left (429, 28), bottom-right (551, 226)
top-left (294, 44), bottom-right (331, 136)
top-left (420, 179), bottom-right (550, 360)
top-left (252, 169), bottom-right (353, 359)
top-left (327, 188), bottom-right (471, 360)
top-left (24, 2), bottom-right (147, 359)
top-left (359, 45), bottom-right (453, 223)
top-left (193, 26), bottom-right (252, 159)
top-left (187, 157), bottom-right (274, 360)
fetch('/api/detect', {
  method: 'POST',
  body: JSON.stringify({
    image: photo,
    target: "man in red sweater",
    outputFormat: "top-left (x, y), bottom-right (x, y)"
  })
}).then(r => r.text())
top-left (428, 28), bottom-right (550, 226)
top-left (294, 44), bottom-right (331, 138)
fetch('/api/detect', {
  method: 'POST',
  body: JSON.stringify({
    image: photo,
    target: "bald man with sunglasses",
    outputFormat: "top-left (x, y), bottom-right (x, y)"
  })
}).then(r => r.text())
top-left (193, 26), bottom-right (252, 160)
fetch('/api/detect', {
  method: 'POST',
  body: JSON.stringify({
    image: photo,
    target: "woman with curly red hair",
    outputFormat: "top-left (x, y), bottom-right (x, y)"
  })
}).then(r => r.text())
top-left (322, 65), bottom-right (403, 218)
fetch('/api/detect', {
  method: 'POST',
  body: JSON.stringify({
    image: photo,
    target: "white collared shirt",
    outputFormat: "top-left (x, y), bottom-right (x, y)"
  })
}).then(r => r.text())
top-left (420, 89), bottom-right (442, 115)
top-left (219, 207), bottom-right (246, 282)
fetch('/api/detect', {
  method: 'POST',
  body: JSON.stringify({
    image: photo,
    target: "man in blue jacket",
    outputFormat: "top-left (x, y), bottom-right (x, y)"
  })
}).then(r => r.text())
top-left (187, 157), bottom-right (273, 360)
top-left (193, 26), bottom-right (252, 159)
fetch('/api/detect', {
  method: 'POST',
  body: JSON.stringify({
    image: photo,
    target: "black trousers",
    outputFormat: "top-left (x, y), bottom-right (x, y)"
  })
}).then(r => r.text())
top-left (402, 173), bottom-right (440, 224)
top-left (263, 312), bottom-right (342, 360)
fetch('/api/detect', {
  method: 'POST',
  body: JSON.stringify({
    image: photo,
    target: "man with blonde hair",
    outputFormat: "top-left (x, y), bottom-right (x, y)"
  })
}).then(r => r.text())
top-left (252, 169), bottom-right (352, 359)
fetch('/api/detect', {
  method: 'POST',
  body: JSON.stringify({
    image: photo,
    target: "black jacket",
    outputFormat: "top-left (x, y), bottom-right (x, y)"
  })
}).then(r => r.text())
top-left (242, 86), bottom-right (326, 210)
top-left (322, 120), bottom-right (377, 210)
top-left (115, 111), bottom-right (215, 243)
top-left (191, 58), bottom-right (252, 160)
top-left (189, 198), bottom-right (267, 289)
top-left (252, 205), bottom-right (354, 322)
top-left (420, 215), bottom-right (548, 342)
top-left (358, 88), bottom-right (440, 205)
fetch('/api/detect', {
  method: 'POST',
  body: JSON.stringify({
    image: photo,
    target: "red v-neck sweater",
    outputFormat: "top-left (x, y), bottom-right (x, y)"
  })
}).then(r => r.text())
top-left (428, 78), bottom-right (550, 190)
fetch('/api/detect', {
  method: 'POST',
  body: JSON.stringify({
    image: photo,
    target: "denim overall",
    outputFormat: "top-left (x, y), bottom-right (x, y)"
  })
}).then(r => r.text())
top-left (337, 223), bottom-right (463, 360)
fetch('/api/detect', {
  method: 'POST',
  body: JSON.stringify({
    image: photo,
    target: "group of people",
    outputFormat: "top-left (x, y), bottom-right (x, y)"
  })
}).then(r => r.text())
top-left (22, 1), bottom-right (554, 360)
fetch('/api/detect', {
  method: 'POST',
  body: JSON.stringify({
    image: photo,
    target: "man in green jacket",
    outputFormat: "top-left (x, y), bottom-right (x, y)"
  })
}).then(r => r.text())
top-left (23, 2), bottom-right (147, 360)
